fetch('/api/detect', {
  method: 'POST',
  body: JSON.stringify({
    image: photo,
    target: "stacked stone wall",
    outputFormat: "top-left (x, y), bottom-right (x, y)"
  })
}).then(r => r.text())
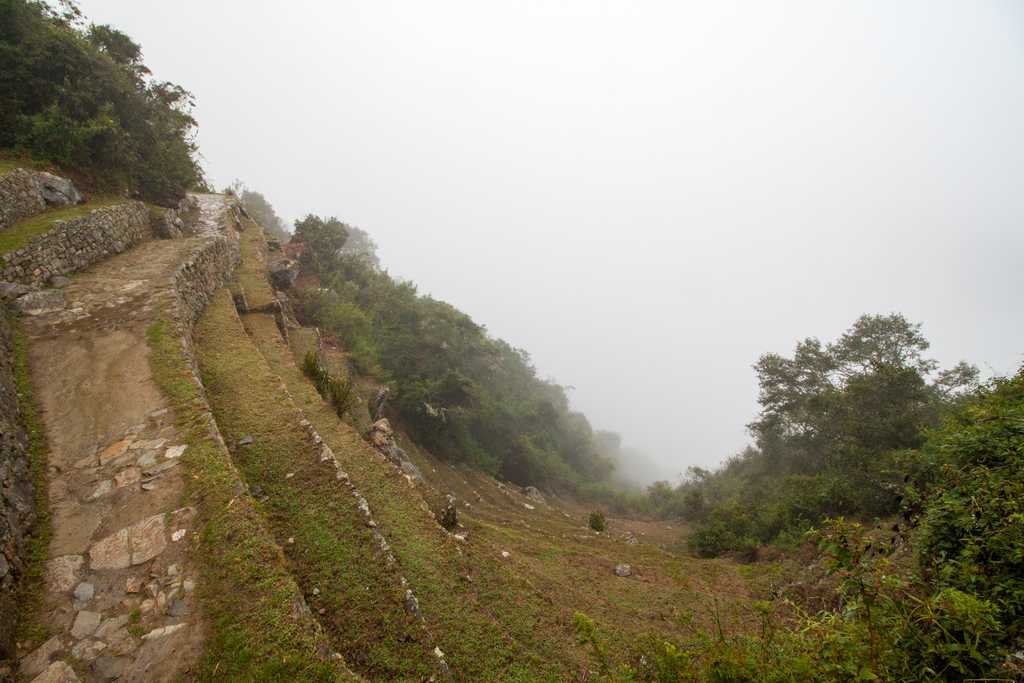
top-left (0, 202), bottom-right (150, 288)
top-left (0, 313), bottom-right (33, 659)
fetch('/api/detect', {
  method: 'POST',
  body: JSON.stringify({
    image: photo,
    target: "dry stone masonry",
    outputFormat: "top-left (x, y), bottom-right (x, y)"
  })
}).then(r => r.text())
top-left (0, 313), bottom-right (35, 661)
top-left (0, 202), bottom-right (149, 288)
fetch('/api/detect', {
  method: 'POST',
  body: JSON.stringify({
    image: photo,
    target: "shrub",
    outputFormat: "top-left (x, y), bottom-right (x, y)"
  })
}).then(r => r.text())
top-left (588, 510), bottom-right (606, 532)
top-left (302, 351), bottom-right (354, 418)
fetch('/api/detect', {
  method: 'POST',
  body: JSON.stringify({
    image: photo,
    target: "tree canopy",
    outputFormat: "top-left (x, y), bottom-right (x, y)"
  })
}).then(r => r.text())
top-left (0, 0), bottom-right (203, 203)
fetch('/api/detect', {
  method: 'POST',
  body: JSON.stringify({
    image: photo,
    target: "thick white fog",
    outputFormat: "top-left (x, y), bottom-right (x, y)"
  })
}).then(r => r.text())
top-left (80, 0), bottom-right (1024, 483)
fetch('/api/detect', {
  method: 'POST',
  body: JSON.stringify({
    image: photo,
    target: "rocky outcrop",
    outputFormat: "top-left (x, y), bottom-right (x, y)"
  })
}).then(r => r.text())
top-left (0, 168), bottom-right (82, 232)
top-left (151, 195), bottom-right (198, 240)
top-left (0, 201), bottom-right (149, 288)
top-left (523, 486), bottom-right (546, 504)
top-left (0, 312), bottom-right (35, 659)
top-left (269, 258), bottom-right (299, 290)
top-left (367, 419), bottom-right (424, 482)
top-left (33, 172), bottom-right (81, 208)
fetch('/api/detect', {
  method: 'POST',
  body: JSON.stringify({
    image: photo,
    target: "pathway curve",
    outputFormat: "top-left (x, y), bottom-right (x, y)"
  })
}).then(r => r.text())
top-left (15, 195), bottom-right (228, 682)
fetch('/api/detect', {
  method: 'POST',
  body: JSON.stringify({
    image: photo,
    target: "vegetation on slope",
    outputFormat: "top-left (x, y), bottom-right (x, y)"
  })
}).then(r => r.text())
top-left (292, 214), bottom-right (620, 490)
top-left (578, 368), bottom-right (1024, 681)
top-left (195, 289), bottom-right (439, 679)
top-left (0, 0), bottom-right (203, 203)
top-left (608, 314), bottom-right (979, 559)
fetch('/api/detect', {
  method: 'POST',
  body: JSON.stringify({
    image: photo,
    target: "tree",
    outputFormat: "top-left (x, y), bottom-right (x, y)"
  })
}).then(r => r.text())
top-left (292, 215), bottom-right (348, 274)
top-left (340, 225), bottom-right (380, 269)
top-left (0, 0), bottom-right (203, 203)
top-left (750, 313), bottom-right (977, 471)
top-left (239, 188), bottom-right (290, 241)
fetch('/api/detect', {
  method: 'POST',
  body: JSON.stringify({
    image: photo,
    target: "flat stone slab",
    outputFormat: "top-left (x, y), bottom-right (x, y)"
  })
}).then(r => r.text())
top-left (45, 555), bottom-right (84, 593)
top-left (13, 289), bottom-right (65, 316)
top-left (89, 513), bottom-right (167, 569)
top-left (31, 660), bottom-right (79, 683)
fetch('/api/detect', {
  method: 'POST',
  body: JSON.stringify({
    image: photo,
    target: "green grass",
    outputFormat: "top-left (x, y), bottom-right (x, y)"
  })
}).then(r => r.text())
top-left (145, 318), bottom-right (358, 682)
top-left (8, 315), bottom-right (53, 649)
top-left (0, 156), bottom-right (50, 176)
top-left (235, 219), bottom-right (277, 309)
top-left (247, 311), bottom-right (574, 681)
top-left (194, 290), bottom-right (437, 680)
top-left (0, 197), bottom-right (124, 255)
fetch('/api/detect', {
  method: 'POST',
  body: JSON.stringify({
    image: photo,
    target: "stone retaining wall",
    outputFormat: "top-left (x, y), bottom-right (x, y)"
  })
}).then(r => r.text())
top-left (153, 195), bottom-right (199, 240)
top-left (0, 201), bottom-right (150, 288)
top-left (171, 218), bottom-right (241, 329)
top-left (0, 170), bottom-right (46, 231)
top-left (0, 313), bottom-right (34, 659)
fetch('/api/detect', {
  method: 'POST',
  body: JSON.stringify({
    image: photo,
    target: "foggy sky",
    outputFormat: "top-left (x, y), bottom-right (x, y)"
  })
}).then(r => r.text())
top-left (80, 0), bottom-right (1024, 482)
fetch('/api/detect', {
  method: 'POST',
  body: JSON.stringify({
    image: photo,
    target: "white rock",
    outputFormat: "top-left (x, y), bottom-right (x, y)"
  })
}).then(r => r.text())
top-left (501, 551), bottom-right (510, 559)
top-left (163, 444), bottom-right (187, 459)
top-left (142, 623), bottom-right (186, 640)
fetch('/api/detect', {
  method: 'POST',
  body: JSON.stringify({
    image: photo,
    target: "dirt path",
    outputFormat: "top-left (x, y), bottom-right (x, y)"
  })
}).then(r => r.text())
top-left (15, 196), bottom-right (227, 682)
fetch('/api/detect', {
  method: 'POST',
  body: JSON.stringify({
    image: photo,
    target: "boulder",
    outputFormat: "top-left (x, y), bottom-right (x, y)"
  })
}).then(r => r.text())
top-left (0, 282), bottom-right (29, 301)
top-left (368, 419), bottom-right (393, 448)
top-left (614, 563), bottom-right (632, 577)
top-left (523, 486), bottom-right (546, 504)
top-left (12, 289), bottom-right (65, 316)
top-left (32, 172), bottom-right (81, 207)
top-left (437, 494), bottom-right (458, 530)
top-left (269, 259), bottom-right (300, 290)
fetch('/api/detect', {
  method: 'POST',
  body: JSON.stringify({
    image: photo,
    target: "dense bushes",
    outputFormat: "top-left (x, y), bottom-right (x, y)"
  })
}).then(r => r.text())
top-left (917, 369), bottom-right (1024, 643)
top-left (0, 0), bottom-right (203, 203)
top-left (572, 369), bottom-right (1024, 681)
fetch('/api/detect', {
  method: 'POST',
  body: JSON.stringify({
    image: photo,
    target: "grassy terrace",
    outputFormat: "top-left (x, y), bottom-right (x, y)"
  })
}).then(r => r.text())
top-left (247, 311), bottom-right (569, 681)
top-left (146, 319), bottom-right (357, 681)
top-left (235, 217), bottom-right (278, 309)
top-left (233, 228), bottom-right (573, 679)
top-left (228, 221), bottom-right (777, 679)
top-left (0, 197), bottom-right (124, 255)
top-left (194, 289), bottom-right (436, 680)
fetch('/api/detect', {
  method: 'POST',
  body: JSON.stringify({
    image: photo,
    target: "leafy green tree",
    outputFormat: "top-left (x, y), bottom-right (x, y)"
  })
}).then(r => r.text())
top-left (685, 314), bottom-right (980, 556)
top-left (292, 215), bottom-right (348, 275)
top-left (0, 0), bottom-right (203, 203)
